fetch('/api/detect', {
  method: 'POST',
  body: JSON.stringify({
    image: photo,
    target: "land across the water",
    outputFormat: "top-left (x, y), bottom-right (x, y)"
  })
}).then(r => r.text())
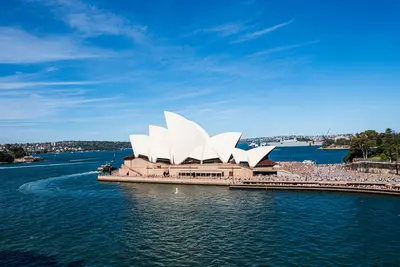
top-left (99, 161), bottom-right (400, 196)
top-left (318, 145), bottom-right (350, 150)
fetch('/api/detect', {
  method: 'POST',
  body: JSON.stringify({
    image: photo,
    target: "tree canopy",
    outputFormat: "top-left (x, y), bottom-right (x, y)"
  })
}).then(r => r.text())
top-left (344, 128), bottom-right (400, 164)
top-left (0, 145), bottom-right (28, 163)
top-left (9, 146), bottom-right (27, 159)
top-left (0, 151), bottom-right (14, 163)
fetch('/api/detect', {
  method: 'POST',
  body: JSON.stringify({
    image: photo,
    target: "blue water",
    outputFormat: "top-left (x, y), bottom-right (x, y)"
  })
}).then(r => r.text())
top-left (1, 148), bottom-right (400, 266)
top-left (239, 144), bottom-right (349, 164)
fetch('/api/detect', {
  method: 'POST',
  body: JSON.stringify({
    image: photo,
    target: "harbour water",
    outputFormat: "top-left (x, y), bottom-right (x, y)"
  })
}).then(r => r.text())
top-left (1, 147), bottom-right (400, 266)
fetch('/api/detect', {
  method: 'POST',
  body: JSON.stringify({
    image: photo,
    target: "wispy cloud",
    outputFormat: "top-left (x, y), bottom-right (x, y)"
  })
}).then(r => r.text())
top-left (2, 0), bottom-right (322, 141)
top-left (168, 54), bottom-right (292, 80)
top-left (0, 93), bottom-right (118, 120)
top-left (251, 40), bottom-right (320, 57)
top-left (0, 123), bottom-right (39, 127)
top-left (33, 0), bottom-right (148, 43)
top-left (0, 27), bottom-right (107, 64)
top-left (233, 19), bottom-right (294, 43)
top-left (202, 22), bottom-right (246, 37)
top-left (0, 81), bottom-right (99, 90)
top-left (44, 66), bottom-right (59, 72)
top-left (0, 71), bottom-right (101, 90)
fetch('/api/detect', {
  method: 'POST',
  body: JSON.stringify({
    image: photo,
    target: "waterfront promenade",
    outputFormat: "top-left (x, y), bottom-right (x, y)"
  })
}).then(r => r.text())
top-left (99, 161), bottom-right (400, 196)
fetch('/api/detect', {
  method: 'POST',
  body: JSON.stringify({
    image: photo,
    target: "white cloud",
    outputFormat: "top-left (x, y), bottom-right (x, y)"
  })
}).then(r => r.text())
top-left (0, 81), bottom-right (98, 90)
top-left (0, 71), bottom-right (101, 90)
top-left (0, 123), bottom-right (38, 127)
top-left (233, 19), bottom-right (294, 43)
top-left (34, 0), bottom-right (147, 43)
top-left (0, 94), bottom-right (117, 120)
top-left (202, 22), bottom-right (245, 37)
top-left (251, 40), bottom-right (320, 57)
top-left (44, 66), bottom-right (59, 72)
top-left (0, 27), bottom-right (106, 64)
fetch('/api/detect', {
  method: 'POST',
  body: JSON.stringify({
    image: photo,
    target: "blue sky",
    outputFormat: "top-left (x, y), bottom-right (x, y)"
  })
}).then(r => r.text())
top-left (0, 0), bottom-right (399, 143)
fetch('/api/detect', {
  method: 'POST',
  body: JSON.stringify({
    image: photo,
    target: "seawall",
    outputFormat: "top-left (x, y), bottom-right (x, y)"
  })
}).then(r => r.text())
top-left (98, 175), bottom-right (231, 185)
top-left (99, 175), bottom-right (400, 196)
top-left (230, 185), bottom-right (400, 196)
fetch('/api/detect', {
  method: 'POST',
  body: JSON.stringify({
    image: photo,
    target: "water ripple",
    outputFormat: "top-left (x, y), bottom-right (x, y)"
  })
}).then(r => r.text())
top-left (1, 150), bottom-right (400, 266)
top-left (18, 171), bottom-right (98, 196)
top-left (0, 162), bottom-right (91, 170)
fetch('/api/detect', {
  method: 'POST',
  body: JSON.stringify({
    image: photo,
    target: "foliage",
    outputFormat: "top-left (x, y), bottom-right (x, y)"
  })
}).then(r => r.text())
top-left (322, 138), bottom-right (350, 148)
top-left (297, 137), bottom-right (311, 142)
top-left (0, 151), bottom-right (14, 163)
top-left (345, 128), bottom-right (400, 163)
top-left (322, 139), bottom-right (334, 148)
top-left (350, 130), bottom-right (377, 159)
top-left (344, 150), bottom-right (363, 163)
top-left (335, 138), bottom-right (351, 146)
top-left (9, 146), bottom-right (27, 159)
top-left (1, 145), bottom-right (27, 162)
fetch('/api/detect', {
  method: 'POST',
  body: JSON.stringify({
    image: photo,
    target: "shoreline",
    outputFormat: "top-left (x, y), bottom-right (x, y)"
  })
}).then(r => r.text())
top-left (318, 146), bottom-right (350, 150)
top-left (230, 185), bottom-right (400, 196)
top-left (98, 176), bottom-right (231, 185)
top-left (98, 175), bottom-right (400, 196)
top-left (99, 160), bottom-right (400, 197)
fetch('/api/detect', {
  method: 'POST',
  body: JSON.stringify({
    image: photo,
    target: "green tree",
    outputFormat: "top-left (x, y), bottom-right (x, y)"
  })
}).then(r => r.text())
top-left (335, 138), bottom-right (350, 146)
top-left (344, 150), bottom-right (363, 163)
top-left (322, 139), bottom-right (334, 148)
top-left (0, 151), bottom-right (14, 163)
top-left (350, 130), bottom-right (377, 159)
top-left (10, 146), bottom-right (27, 159)
top-left (389, 141), bottom-right (400, 175)
top-left (379, 128), bottom-right (398, 162)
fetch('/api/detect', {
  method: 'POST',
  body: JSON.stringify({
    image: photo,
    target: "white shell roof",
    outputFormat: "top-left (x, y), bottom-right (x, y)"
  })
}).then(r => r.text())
top-left (210, 132), bottom-right (242, 163)
top-left (232, 146), bottom-right (276, 167)
top-left (149, 125), bottom-right (170, 162)
top-left (247, 146), bottom-right (276, 167)
top-left (232, 148), bottom-right (248, 163)
top-left (164, 111), bottom-right (208, 164)
top-left (129, 134), bottom-right (150, 159)
top-left (128, 111), bottom-right (276, 166)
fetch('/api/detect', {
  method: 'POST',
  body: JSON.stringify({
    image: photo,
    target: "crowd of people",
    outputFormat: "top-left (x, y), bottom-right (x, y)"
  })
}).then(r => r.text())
top-left (109, 161), bottom-right (400, 192)
top-left (277, 162), bottom-right (400, 183)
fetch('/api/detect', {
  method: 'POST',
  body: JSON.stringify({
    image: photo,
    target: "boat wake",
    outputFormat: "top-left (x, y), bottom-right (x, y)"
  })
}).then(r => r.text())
top-left (69, 158), bottom-right (97, 162)
top-left (18, 171), bottom-right (98, 196)
top-left (0, 162), bottom-right (90, 170)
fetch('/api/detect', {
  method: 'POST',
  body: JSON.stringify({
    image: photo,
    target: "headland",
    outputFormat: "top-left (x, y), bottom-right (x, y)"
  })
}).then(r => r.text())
top-left (98, 111), bottom-right (400, 196)
top-left (99, 160), bottom-right (400, 196)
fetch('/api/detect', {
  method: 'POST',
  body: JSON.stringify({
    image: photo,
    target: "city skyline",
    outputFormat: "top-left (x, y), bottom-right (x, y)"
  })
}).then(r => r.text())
top-left (1, 0), bottom-right (399, 143)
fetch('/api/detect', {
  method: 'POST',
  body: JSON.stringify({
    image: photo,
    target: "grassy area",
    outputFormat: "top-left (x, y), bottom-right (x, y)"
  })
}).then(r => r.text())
top-left (368, 156), bottom-right (383, 161)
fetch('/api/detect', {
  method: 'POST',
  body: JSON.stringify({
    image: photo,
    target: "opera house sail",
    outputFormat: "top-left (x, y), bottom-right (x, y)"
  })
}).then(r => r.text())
top-left (125, 111), bottom-right (276, 178)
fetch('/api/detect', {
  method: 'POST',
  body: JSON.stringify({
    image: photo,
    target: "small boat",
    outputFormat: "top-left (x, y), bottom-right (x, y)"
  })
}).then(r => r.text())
top-left (111, 153), bottom-right (116, 163)
top-left (249, 142), bottom-right (259, 148)
top-left (97, 163), bottom-right (116, 172)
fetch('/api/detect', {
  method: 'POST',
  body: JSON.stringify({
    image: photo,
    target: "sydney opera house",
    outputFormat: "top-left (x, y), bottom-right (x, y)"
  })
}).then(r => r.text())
top-left (119, 111), bottom-right (276, 179)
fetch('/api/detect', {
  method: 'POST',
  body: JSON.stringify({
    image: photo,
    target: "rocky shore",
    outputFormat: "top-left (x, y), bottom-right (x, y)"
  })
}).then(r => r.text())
top-left (13, 156), bottom-right (44, 163)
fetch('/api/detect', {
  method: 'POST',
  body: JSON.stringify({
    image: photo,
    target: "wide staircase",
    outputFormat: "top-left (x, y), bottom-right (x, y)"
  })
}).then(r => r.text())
top-left (121, 164), bottom-right (143, 176)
